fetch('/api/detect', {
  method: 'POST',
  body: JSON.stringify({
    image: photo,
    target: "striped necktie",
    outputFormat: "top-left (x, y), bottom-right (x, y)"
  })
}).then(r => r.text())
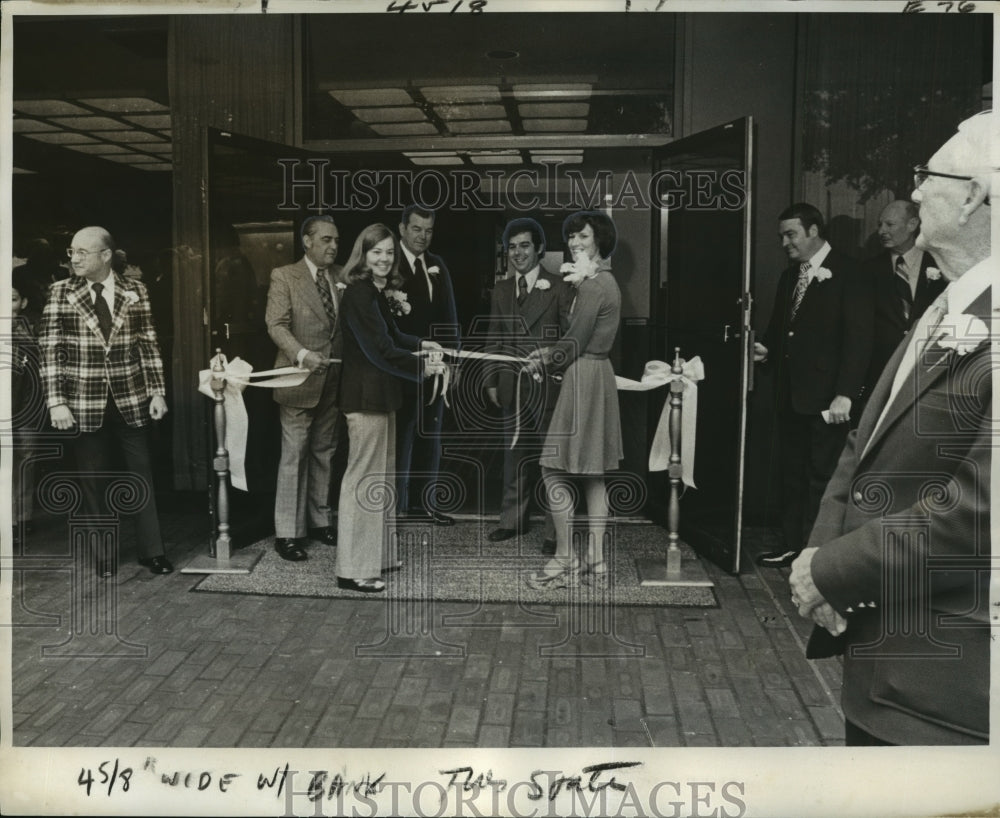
top-left (315, 268), bottom-right (336, 327)
top-left (894, 255), bottom-right (913, 323)
top-left (789, 262), bottom-right (810, 320)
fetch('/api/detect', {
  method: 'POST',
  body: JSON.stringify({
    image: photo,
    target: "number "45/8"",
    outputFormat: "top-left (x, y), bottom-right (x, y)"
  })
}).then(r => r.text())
top-left (78, 759), bottom-right (133, 796)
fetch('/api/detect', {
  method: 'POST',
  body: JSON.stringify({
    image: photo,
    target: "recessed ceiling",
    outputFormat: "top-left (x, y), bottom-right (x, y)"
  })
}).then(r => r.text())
top-left (12, 17), bottom-right (171, 173)
top-left (303, 13), bottom-right (675, 167)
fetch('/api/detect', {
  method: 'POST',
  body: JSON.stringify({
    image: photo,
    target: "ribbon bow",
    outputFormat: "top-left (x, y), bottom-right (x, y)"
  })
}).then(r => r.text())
top-left (197, 354), bottom-right (311, 491)
top-left (615, 357), bottom-right (705, 487)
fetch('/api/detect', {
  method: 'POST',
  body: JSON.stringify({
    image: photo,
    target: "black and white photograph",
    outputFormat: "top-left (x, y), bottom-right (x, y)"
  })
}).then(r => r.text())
top-left (0, 0), bottom-right (996, 815)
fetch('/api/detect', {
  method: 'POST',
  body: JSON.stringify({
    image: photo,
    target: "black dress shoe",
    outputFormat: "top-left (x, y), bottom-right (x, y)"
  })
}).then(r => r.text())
top-left (275, 537), bottom-right (307, 562)
top-left (756, 549), bottom-right (800, 568)
top-left (308, 526), bottom-right (337, 546)
top-left (138, 555), bottom-right (174, 575)
top-left (541, 539), bottom-right (557, 556)
top-left (337, 576), bottom-right (386, 593)
top-left (488, 528), bottom-right (516, 542)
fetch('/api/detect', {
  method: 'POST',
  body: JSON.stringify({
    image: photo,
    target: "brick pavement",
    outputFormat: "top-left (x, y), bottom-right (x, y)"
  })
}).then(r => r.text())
top-left (8, 496), bottom-right (844, 748)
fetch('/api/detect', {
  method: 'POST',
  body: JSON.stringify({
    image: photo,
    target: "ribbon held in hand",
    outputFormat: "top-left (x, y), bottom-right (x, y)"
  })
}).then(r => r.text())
top-left (615, 357), bottom-right (705, 487)
top-left (197, 354), bottom-right (311, 491)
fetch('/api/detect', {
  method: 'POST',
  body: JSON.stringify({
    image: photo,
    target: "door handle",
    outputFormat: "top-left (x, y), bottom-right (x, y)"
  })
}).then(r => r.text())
top-left (723, 324), bottom-right (740, 343)
top-left (224, 323), bottom-right (231, 340)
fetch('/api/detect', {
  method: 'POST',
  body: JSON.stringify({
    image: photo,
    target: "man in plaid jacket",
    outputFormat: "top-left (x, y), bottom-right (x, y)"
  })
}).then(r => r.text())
top-left (39, 226), bottom-right (172, 578)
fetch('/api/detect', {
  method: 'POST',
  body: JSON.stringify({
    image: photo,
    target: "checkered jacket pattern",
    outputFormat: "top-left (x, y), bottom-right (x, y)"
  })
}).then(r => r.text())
top-left (38, 273), bottom-right (167, 432)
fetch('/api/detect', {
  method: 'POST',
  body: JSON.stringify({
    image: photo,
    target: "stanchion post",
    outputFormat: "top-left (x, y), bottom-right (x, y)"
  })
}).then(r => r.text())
top-left (636, 346), bottom-right (713, 588)
top-left (211, 349), bottom-right (232, 562)
top-left (665, 347), bottom-right (684, 577)
top-left (181, 349), bottom-right (262, 575)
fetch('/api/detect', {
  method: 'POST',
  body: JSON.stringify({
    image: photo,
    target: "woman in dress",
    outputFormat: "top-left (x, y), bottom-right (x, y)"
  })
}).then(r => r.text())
top-left (336, 223), bottom-right (444, 593)
top-left (527, 210), bottom-right (623, 589)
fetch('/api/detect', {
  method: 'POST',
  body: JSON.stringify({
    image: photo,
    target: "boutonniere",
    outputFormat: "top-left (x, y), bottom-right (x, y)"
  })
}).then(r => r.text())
top-left (560, 255), bottom-right (600, 287)
top-left (426, 265), bottom-right (440, 276)
top-left (335, 282), bottom-right (346, 291)
top-left (384, 289), bottom-right (412, 316)
top-left (814, 267), bottom-right (833, 283)
top-left (935, 313), bottom-right (989, 356)
top-left (534, 278), bottom-right (551, 291)
top-left (925, 266), bottom-right (942, 281)
top-left (122, 290), bottom-right (140, 305)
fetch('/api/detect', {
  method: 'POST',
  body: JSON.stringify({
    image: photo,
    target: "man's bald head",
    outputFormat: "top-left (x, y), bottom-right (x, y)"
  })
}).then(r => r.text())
top-left (876, 200), bottom-right (921, 254)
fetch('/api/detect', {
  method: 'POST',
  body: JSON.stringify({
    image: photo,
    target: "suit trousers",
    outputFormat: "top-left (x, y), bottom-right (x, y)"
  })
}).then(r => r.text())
top-left (275, 369), bottom-right (340, 538)
top-left (337, 411), bottom-right (397, 580)
top-left (73, 398), bottom-right (164, 559)
top-left (778, 411), bottom-right (849, 553)
top-left (395, 386), bottom-right (443, 514)
top-left (499, 400), bottom-right (555, 540)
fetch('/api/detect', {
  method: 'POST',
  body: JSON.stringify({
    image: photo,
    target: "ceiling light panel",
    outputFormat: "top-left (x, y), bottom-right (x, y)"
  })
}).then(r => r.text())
top-left (328, 88), bottom-right (412, 107)
top-left (353, 107), bottom-right (426, 124)
top-left (522, 118), bottom-right (589, 132)
top-left (518, 102), bottom-right (590, 118)
top-left (513, 84), bottom-right (593, 100)
top-left (77, 97), bottom-right (169, 112)
top-left (62, 144), bottom-right (135, 154)
top-left (469, 155), bottom-right (522, 166)
top-left (104, 131), bottom-right (169, 143)
top-left (434, 103), bottom-right (506, 120)
top-left (50, 116), bottom-right (133, 131)
top-left (14, 99), bottom-right (92, 116)
top-left (530, 153), bottom-right (584, 164)
top-left (421, 86), bottom-right (501, 104)
top-left (446, 120), bottom-right (512, 134)
top-left (369, 122), bottom-right (438, 136)
top-left (124, 114), bottom-right (173, 129)
top-left (409, 157), bottom-right (465, 166)
top-left (21, 132), bottom-right (99, 144)
top-left (12, 119), bottom-right (59, 133)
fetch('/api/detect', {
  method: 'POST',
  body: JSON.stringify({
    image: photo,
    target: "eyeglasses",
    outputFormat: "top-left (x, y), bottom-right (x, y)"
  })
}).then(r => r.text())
top-left (912, 165), bottom-right (976, 189)
top-left (66, 247), bottom-right (105, 259)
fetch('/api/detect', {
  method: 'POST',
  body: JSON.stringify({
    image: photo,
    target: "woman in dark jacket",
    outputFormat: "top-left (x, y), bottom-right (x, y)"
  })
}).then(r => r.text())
top-left (335, 223), bottom-right (443, 593)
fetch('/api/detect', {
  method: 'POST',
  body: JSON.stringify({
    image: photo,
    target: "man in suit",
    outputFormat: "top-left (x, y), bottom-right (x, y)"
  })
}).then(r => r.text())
top-left (861, 199), bottom-right (947, 412)
top-left (394, 205), bottom-right (460, 526)
top-left (39, 226), bottom-right (172, 578)
top-left (753, 203), bottom-right (873, 567)
top-left (789, 112), bottom-right (993, 746)
top-left (485, 218), bottom-right (572, 553)
top-left (265, 215), bottom-right (343, 561)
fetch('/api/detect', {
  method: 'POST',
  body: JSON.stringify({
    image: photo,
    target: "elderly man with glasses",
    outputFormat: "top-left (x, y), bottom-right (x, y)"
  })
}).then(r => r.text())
top-left (39, 226), bottom-right (172, 578)
top-left (789, 111), bottom-right (995, 746)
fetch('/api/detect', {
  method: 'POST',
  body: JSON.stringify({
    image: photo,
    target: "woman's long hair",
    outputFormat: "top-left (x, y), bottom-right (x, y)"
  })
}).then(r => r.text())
top-left (341, 223), bottom-right (404, 289)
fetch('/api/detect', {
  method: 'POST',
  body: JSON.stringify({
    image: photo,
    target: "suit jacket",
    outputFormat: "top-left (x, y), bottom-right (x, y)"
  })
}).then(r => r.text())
top-left (265, 258), bottom-right (343, 409)
top-left (863, 249), bottom-right (946, 396)
top-left (38, 273), bottom-right (166, 432)
top-left (805, 281), bottom-right (991, 744)
top-left (338, 278), bottom-right (422, 414)
top-left (394, 250), bottom-right (459, 347)
top-left (486, 270), bottom-right (572, 409)
top-left (761, 247), bottom-right (873, 415)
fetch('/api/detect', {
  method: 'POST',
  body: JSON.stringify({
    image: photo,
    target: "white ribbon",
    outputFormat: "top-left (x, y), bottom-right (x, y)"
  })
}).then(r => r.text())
top-left (197, 354), bottom-right (313, 491)
top-left (417, 350), bottom-right (705, 487)
top-left (615, 358), bottom-right (705, 487)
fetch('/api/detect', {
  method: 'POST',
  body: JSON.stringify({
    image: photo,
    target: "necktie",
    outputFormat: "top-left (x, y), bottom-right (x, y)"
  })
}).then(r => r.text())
top-left (789, 262), bottom-right (810, 320)
top-left (92, 282), bottom-right (112, 340)
top-left (894, 256), bottom-right (913, 323)
top-left (315, 268), bottom-right (336, 327)
top-left (414, 257), bottom-right (431, 301)
top-left (517, 274), bottom-right (528, 306)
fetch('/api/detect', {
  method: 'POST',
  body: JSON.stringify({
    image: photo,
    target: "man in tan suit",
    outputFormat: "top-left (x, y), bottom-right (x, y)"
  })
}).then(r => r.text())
top-left (265, 215), bottom-right (343, 561)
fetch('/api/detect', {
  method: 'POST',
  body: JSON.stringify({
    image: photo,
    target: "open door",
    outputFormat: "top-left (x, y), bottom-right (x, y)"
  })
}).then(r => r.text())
top-left (205, 129), bottom-right (312, 545)
top-left (649, 117), bottom-right (754, 574)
